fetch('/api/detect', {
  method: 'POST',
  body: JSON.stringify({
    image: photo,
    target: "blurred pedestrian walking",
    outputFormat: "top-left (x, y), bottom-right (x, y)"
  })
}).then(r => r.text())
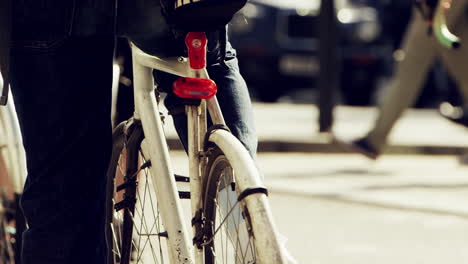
top-left (336, 0), bottom-right (468, 159)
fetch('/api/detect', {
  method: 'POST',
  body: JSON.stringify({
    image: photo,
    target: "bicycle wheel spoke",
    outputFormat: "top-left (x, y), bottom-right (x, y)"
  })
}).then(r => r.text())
top-left (134, 162), bottom-right (164, 264)
top-left (110, 224), bottom-right (122, 257)
top-left (203, 149), bottom-right (262, 264)
top-left (142, 165), bottom-right (165, 263)
top-left (145, 168), bottom-right (160, 261)
top-left (235, 203), bottom-right (243, 262)
top-left (108, 136), bottom-right (169, 264)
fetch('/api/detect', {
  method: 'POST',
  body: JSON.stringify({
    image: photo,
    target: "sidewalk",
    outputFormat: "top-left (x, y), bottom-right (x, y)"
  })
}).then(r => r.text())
top-left (165, 103), bottom-right (468, 155)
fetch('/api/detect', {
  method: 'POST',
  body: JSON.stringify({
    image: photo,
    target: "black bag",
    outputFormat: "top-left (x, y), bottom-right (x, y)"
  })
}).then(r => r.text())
top-left (161, 0), bottom-right (248, 31)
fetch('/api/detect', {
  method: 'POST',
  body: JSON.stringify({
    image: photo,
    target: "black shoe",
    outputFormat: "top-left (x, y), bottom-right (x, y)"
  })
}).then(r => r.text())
top-left (439, 102), bottom-right (468, 127)
top-left (334, 136), bottom-right (379, 160)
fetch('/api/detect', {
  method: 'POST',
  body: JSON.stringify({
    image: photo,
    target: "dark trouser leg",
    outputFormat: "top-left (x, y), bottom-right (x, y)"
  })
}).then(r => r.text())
top-left (10, 36), bottom-right (114, 264)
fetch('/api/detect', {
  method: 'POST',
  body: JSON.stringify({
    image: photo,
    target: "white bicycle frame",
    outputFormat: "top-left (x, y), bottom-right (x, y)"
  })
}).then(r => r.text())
top-left (129, 35), bottom-right (285, 263)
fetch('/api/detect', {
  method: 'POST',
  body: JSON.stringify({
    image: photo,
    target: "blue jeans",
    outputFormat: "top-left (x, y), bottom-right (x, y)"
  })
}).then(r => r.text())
top-left (10, 29), bottom-right (256, 264)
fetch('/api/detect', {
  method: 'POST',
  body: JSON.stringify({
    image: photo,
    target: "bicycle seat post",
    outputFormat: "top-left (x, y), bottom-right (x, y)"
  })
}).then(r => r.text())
top-left (185, 31), bottom-right (209, 264)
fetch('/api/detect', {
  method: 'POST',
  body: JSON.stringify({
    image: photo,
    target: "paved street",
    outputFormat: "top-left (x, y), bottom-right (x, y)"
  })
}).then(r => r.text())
top-left (262, 153), bottom-right (468, 264)
top-left (271, 192), bottom-right (468, 264)
top-left (164, 103), bottom-right (468, 263)
top-left (170, 151), bottom-right (468, 264)
top-left (164, 103), bottom-right (468, 154)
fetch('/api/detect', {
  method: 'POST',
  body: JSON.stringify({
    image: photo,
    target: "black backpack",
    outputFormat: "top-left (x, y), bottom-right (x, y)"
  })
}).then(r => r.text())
top-left (160, 0), bottom-right (248, 32)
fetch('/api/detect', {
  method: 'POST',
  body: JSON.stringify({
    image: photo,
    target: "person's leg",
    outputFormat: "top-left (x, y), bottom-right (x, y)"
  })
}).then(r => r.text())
top-left (10, 36), bottom-right (114, 264)
top-left (366, 10), bottom-right (438, 152)
top-left (208, 57), bottom-right (258, 157)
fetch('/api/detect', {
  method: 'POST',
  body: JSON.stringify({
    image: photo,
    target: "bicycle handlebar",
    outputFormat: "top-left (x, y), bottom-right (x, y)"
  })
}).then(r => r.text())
top-left (433, 0), bottom-right (460, 49)
top-left (415, 0), bottom-right (460, 49)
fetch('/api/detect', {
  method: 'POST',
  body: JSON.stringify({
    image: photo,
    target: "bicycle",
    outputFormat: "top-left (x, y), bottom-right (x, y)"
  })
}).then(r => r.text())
top-left (105, 31), bottom-right (288, 264)
top-left (0, 92), bottom-right (27, 264)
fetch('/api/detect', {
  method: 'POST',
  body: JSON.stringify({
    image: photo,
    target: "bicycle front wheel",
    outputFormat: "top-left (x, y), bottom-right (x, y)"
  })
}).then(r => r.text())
top-left (202, 129), bottom-right (285, 264)
top-left (106, 120), bottom-right (170, 264)
top-left (0, 99), bottom-right (27, 264)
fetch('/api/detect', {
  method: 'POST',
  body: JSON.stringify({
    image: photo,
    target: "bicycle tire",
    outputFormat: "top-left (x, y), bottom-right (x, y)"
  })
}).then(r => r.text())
top-left (105, 120), bottom-right (171, 264)
top-left (0, 191), bottom-right (15, 264)
top-left (0, 104), bottom-right (26, 264)
top-left (202, 130), bottom-right (285, 264)
top-left (0, 191), bottom-right (25, 264)
top-left (13, 194), bottom-right (25, 264)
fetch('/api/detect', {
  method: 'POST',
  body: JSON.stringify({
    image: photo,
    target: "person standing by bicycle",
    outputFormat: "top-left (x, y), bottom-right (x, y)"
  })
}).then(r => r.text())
top-left (336, 0), bottom-right (468, 159)
top-left (0, 1), bottom-right (257, 263)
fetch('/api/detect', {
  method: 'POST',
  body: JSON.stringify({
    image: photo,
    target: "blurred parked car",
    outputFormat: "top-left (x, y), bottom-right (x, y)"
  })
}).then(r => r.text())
top-left (228, 0), bottom-right (393, 104)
